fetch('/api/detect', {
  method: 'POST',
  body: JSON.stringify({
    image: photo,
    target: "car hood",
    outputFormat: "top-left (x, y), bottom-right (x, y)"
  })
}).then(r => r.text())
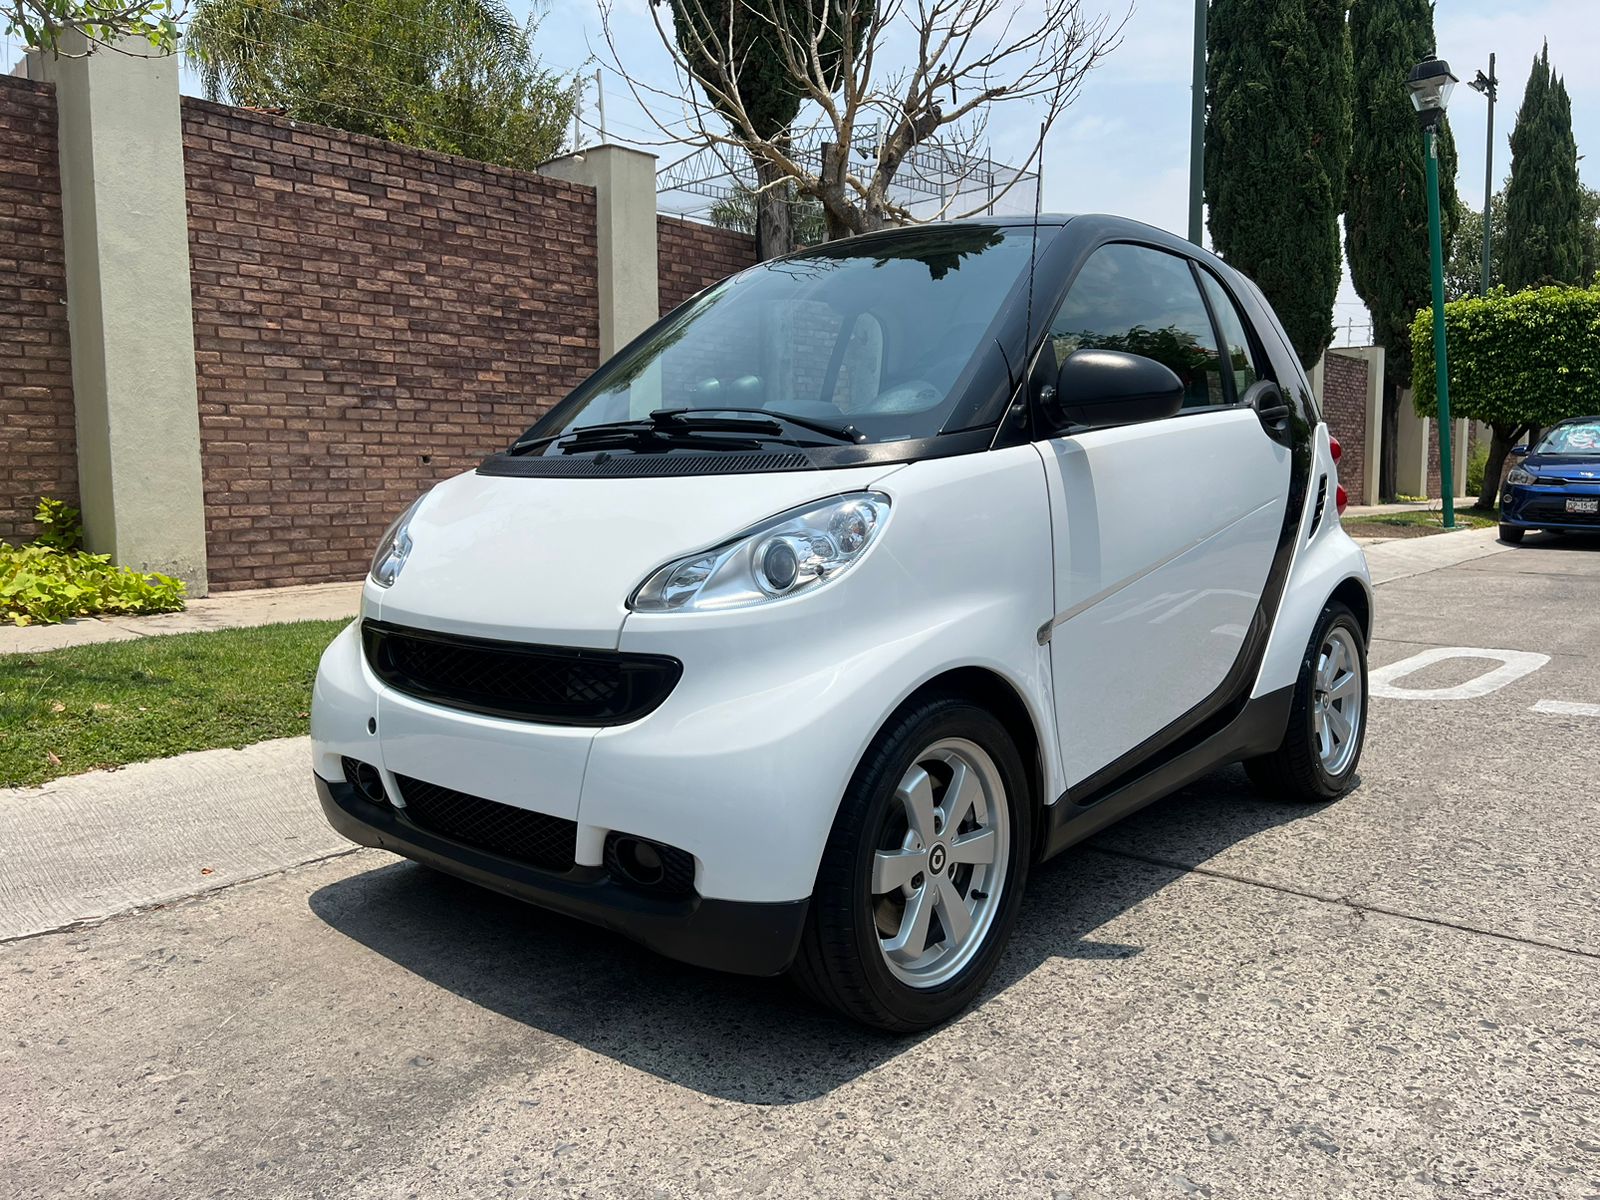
top-left (370, 462), bottom-right (904, 647)
top-left (1523, 453), bottom-right (1600, 480)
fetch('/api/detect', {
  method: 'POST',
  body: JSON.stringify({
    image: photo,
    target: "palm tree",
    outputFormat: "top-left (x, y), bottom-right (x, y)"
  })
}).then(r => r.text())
top-left (183, 0), bottom-right (572, 169)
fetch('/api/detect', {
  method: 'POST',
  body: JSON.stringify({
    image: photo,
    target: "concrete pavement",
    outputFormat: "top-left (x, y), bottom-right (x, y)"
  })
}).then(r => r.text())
top-left (3, 530), bottom-right (1599, 1198)
top-left (0, 739), bottom-right (347, 941)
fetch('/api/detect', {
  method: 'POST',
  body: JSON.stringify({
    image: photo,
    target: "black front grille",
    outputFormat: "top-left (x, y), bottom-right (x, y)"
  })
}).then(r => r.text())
top-left (363, 620), bottom-right (681, 725)
top-left (396, 774), bottom-right (577, 873)
top-left (1522, 499), bottom-right (1600, 526)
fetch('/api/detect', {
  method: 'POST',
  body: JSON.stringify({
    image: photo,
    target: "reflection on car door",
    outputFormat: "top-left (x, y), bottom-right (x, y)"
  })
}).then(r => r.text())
top-left (1036, 243), bottom-right (1292, 791)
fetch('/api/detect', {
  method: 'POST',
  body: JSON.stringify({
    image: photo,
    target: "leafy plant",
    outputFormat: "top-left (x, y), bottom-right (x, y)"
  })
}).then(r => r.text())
top-left (31, 496), bottom-right (83, 552)
top-left (1, 499), bottom-right (186, 626)
top-left (1411, 284), bottom-right (1600, 508)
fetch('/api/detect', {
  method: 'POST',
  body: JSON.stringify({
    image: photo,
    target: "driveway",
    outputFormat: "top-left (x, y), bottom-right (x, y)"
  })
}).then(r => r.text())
top-left (3, 532), bottom-right (1598, 1199)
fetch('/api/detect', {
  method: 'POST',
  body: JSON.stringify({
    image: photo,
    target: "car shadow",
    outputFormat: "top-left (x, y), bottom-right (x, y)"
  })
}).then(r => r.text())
top-left (307, 763), bottom-right (1330, 1105)
top-left (1518, 529), bottom-right (1600, 551)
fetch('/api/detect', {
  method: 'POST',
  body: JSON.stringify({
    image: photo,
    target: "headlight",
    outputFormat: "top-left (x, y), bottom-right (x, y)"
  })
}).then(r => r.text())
top-left (369, 495), bottom-right (425, 588)
top-left (631, 492), bottom-right (891, 612)
top-left (1506, 466), bottom-right (1536, 486)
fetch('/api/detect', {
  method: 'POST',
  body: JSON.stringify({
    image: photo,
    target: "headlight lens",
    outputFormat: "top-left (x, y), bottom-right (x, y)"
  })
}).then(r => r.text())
top-left (631, 492), bottom-right (890, 612)
top-left (369, 495), bottom-right (425, 588)
top-left (1506, 466), bottom-right (1536, 486)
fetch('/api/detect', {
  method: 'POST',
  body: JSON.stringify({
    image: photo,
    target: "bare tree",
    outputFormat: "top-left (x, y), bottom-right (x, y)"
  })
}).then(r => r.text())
top-left (608, 0), bottom-right (1125, 240)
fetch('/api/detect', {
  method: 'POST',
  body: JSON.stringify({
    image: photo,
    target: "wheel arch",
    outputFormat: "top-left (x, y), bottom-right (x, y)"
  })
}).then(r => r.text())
top-left (1328, 574), bottom-right (1373, 641)
top-left (886, 666), bottom-right (1047, 859)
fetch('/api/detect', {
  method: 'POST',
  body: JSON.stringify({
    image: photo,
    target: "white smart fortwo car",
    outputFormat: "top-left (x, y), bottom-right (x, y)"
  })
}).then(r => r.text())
top-left (312, 215), bottom-right (1371, 1031)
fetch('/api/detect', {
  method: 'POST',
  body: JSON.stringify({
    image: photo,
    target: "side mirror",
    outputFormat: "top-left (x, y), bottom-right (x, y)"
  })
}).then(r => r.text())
top-left (1043, 349), bottom-right (1185, 433)
top-left (1511, 444), bottom-right (1529, 456)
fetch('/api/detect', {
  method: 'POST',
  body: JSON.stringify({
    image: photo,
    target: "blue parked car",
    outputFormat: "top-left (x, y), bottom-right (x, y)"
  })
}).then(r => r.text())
top-left (1499, 415), bottom-right (1600, 543)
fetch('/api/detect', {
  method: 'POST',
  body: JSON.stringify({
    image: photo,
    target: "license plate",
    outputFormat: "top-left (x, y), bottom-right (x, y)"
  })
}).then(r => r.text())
top-left (1568, 497), bottom-right (1600, 514)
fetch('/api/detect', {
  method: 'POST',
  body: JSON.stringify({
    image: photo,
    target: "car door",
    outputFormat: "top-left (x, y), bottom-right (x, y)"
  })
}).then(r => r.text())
top-left (1035, 242), bottom-right (1292, 793)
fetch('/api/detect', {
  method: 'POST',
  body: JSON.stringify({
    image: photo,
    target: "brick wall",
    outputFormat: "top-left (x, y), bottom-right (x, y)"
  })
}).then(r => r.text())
top-left (657, 215), bottom-right (756, 315)
top-left (1321, 351), bottom-right (1368, 506)
top-left (181, 99), bottom-right (599, 589)
top-left (0, 76), bottom-right (76, 545)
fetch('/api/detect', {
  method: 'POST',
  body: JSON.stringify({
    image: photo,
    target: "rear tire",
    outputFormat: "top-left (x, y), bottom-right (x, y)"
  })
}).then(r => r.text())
top-left (792, 694), bottom-right (1032, 1032)
top-left (1245, 602), bottom-right (1367, 804)
top-left (1499, 524), bottom-right (1525, 544)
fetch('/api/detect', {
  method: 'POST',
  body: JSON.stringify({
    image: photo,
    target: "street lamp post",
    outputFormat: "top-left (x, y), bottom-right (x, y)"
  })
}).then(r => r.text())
top-left (1187, 0), bottom-right (1206, 245)
top-left (1407, 58), bottom-right (1459, 529)
top-left (1467, 55), bottom-right (1498, 295)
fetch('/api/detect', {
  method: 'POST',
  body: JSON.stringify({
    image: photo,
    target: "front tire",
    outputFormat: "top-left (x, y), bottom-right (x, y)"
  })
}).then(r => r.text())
top-left (792, 694), bottom-right (1032, 1032)
top-left (1245, 602), bottom-right (1367, 803)
top-left (1499, 524), bottom-right (1525, 544)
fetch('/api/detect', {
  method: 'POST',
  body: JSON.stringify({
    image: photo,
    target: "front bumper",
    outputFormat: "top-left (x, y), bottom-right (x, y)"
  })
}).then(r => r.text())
top-left (1500, 482), bottom-right (1600, 531)
top-left (316, 774), bottom-right (808, 976)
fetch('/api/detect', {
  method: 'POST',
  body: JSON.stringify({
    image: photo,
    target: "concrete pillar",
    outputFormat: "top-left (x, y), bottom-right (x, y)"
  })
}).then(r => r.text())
top-left (1450, 416), bottom-right (1471, 498)
top-left (1394, 389), bottom-right (1430, 498)
top-left (29, 34), bottom-right (208, 592)
top-left (540, 145), bottom-right (659, 360)
top-left (1329, 344), bottom-right (1384, 507)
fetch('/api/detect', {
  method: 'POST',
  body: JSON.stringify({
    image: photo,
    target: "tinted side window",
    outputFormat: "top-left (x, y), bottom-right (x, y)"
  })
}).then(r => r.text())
top-left (1047, 243), bottom-right (1226, 409)
top-left (1199, 271), bottom-right (1262, 398)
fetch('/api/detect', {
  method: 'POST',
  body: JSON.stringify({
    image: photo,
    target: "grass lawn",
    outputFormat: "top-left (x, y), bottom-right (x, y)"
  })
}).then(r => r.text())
top-left (1343, 507), bottom-right (1499, 539)
top-left (0, 619), bottom-right (348, 789)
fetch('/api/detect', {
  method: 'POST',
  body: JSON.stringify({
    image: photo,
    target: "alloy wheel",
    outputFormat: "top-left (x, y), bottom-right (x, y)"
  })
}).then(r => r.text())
top-left (1313, 626), bottom-right (1363, 776)
top-left (870, 738), bottom-right (1010, 988)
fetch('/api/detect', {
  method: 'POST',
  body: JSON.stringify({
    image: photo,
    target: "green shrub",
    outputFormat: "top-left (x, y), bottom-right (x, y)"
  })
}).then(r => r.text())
top-left (1, 499), bottom-right (186, 626)
top-left (1412, 283), bottom-right (1600, 504)
top-left (1411, 284), bottom-right (1600, 426)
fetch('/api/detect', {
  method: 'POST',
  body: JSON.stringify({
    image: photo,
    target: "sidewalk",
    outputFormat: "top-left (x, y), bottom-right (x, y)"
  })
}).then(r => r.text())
top-left (1354, 525), bottom-right (1508, 585)
top-left (1345, 497), bottom-right (1478, 518)
top-left (0, 579), bottom-right (363, 655)
top-left (0, 737), bottom-right (348, 940)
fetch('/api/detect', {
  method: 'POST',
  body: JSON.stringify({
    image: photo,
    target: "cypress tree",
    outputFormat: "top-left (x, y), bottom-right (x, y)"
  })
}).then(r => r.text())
top-left (1344, 0), bottom-right (1458, 500)
top-left (1206, 0), bottom-right (1350, 368)
top-left (1307, 0), bottom-right (1354, 208)
top-left (1503, 43), bottom-right (1583, 290)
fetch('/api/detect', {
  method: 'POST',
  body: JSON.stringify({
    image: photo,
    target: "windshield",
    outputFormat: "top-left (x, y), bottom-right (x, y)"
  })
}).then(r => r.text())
top-left (1534, 420), bottom-right (1600, 455)
top-left (521, 225), bottom-right (1035, 448)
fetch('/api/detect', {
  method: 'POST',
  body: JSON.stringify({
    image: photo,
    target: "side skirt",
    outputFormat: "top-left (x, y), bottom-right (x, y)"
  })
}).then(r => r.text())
top-left (1041, 685), bottom-right (1293, 860)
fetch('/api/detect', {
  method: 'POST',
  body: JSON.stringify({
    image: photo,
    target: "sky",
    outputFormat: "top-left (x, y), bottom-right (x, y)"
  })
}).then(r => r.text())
top-left (525, 0), bottom-right (1600, 347)
top-left (6, 1), bottom-right (1581, 348)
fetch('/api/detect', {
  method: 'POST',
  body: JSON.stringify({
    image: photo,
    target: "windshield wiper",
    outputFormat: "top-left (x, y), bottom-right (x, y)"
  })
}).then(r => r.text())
top-left (508, 407), bottom-right (866, 455)
top-left (653, 408), bottom-right (868, 444)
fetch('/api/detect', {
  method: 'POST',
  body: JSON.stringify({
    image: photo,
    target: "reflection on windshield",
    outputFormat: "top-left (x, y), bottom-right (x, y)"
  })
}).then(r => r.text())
top-left (521, 225), bottom-right (1033, 449)
top-left (1535, 421), bottom-right (1600, 454)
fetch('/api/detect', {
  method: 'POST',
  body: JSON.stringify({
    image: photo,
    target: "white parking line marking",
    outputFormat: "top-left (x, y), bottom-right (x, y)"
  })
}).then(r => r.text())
top-left (1531, 699), bottom-right (1600, 718)
top-left (1369, 647), bottom-right (1551, 701)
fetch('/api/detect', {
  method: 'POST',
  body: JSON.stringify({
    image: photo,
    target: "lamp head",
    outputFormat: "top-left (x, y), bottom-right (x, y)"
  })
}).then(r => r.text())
top-left (1407, 58), bottom-right (1458, 127)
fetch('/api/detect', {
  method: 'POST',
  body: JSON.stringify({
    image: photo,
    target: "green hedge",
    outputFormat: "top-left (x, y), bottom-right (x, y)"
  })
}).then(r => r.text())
top-left (1410, 284), bottom-right (1600, 426)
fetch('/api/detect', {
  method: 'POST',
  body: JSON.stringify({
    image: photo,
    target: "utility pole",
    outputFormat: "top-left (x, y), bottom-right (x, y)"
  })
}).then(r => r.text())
top-left (1187, 0), bottom-right (1206, 244)
top-left (1468, 54), bottom-right (1498, 295)
top-left (593, 68), bottom-right (607, 143)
